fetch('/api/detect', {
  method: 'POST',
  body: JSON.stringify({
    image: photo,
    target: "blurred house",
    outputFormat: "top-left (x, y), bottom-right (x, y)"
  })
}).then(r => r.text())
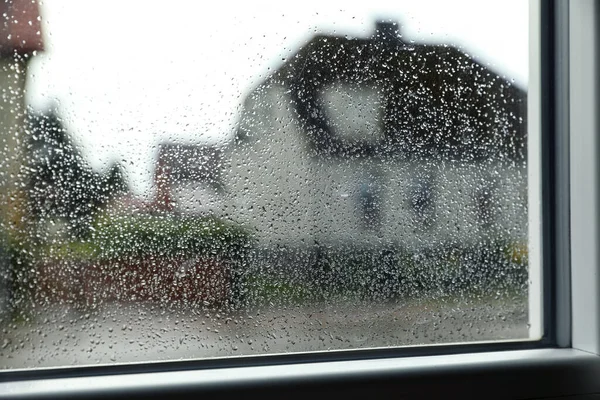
top-left (0, 0), bottom-right (44, 220)
top-left (224, 21), bottom-right (527, 254)
top-left (150, 143), bottom-right (224, 216)
top-left (0, 0), bottom-right (43, 315)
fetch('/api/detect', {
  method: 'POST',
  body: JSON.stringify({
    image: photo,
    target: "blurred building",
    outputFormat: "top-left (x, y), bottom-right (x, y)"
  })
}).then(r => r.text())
top-left (0, 0), bottom-right (44, 315)
top-left (224, 21), bottom-right (527, 253)
top-left (0, 0), bottom-right (44, 222)
top-left (151, 143), bottom-right (224, 216)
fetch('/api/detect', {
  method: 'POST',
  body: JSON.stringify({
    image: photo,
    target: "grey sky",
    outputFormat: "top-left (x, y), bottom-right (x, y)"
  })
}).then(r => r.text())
top-left (25, 0), bottom-right (528, 198)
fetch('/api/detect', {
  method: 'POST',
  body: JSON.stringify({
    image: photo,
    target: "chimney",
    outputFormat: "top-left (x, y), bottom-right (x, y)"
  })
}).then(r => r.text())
top-left (374, 20), bottom-right (402, 43)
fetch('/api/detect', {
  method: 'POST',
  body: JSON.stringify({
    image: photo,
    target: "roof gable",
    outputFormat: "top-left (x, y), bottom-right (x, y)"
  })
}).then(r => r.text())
top-left (250, 23), bottom-right (526, 162)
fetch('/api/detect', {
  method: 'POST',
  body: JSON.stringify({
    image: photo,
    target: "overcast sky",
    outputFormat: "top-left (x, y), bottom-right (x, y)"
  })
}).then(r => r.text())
top-left (25, 0), bottom-right (528, 198)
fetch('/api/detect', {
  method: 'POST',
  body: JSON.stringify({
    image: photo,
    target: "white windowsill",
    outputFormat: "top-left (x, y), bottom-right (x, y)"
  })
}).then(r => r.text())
top-left (2, 348), bottom-right (600, 399)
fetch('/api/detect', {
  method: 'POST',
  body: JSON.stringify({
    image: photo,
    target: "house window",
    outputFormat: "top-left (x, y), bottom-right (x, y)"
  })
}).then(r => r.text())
top-left (0, 0), bottom-right (544, 382)
top-left (409, 173), bottom-right (435, 228)
top-left (319, 83), bottom-right (384, 145)
top-left (474, 181), bottom-right (497, 229)
top-left (475, 186), bottom-right (493, 226)
top-left (8, 2), bottom-right (600, 400)
top-left (357, 174), bottom-right (382, 229)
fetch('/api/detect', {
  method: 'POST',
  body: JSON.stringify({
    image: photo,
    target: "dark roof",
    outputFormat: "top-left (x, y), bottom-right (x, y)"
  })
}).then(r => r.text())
top-left (0, 0), bottom-right (44, 56)
top-left (243, 22), bottom-right (527, 162)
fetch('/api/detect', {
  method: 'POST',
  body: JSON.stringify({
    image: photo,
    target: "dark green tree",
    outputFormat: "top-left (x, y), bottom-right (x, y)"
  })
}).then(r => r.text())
top-left (25, 110), bottom-right (127, 239)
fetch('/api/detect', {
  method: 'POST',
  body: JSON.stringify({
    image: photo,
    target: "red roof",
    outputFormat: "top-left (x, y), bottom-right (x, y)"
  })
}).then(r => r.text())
top-left (0, 0), bottom-right (43, 56)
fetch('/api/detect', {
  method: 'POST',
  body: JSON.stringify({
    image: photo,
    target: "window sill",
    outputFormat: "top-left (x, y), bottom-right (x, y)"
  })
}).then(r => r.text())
top-left (2, 348), bottom-right (600, 399)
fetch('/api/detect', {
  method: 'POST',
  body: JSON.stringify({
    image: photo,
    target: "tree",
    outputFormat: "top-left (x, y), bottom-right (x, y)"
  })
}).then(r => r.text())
top-left (25, 110), bottom-right (127, 239)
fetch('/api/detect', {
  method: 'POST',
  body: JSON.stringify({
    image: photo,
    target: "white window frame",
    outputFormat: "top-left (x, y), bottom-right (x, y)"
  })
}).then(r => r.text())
top-left (3, 1), bottom-right (600, 398)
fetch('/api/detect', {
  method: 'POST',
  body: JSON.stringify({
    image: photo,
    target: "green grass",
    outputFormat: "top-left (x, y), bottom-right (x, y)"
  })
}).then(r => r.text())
top-left (241, 275), bottom-right (315, 306)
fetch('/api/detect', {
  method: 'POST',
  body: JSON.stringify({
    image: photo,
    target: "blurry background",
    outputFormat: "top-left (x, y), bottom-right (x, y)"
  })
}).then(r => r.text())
top-left (0, 0), bottom-right (530, 369)
top-left (26, 0), bottom-right (527, 198)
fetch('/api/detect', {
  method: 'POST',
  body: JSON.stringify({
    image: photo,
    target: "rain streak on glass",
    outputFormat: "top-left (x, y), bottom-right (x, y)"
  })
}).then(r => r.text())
top-left (0, 0), bottom-right (530, 369)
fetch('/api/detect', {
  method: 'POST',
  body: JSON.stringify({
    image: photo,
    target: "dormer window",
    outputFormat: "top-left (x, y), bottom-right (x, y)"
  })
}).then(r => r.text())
top-left (319, 83), bottom-right (384, 145)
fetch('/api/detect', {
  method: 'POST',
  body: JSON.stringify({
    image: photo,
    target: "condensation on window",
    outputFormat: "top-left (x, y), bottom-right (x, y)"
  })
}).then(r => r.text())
top-left (0, 0), bottom-right (530, 369)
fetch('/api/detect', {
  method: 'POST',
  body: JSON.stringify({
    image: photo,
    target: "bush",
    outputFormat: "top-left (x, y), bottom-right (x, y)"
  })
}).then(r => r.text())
top-left (34, 213), bottom-right (253, 309)
top-left (309, 240), bottom-right (528, 302)
top-left (90, 213), bottom-right (251, 260)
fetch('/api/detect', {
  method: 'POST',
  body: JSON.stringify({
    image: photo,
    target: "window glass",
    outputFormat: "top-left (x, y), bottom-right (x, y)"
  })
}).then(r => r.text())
top-left (0, 0), bottom-right (531, 369)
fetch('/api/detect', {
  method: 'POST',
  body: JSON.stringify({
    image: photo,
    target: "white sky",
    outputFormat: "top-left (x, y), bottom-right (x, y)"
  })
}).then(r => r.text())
top-left (26, 0), bottom-right (528, 198)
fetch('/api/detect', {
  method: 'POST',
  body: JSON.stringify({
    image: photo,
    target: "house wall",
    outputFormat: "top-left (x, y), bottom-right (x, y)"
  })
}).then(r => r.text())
top-left (170, 184), bottom-right (222, 216)
top-left (224, 83), bottom-right (317, 248)
top-left (0, 58), bottom-right (28, 227)
top-left (309, 158), bottom-right (527, 251)
top-left (0, 57), bottom-right (29, 316)
top-left (224, 83), bottom-right (527, 255)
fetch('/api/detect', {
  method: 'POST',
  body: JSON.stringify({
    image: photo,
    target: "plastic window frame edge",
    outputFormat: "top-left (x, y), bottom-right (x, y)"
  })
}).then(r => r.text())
top-left (2, 0), bottom-right (599, 398)
top-left (569, 0), bottom-right (600, 356)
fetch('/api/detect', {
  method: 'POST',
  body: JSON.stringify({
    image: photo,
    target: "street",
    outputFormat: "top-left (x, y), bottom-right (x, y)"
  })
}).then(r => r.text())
top-left (1, 295), bottom-right (528, 369)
